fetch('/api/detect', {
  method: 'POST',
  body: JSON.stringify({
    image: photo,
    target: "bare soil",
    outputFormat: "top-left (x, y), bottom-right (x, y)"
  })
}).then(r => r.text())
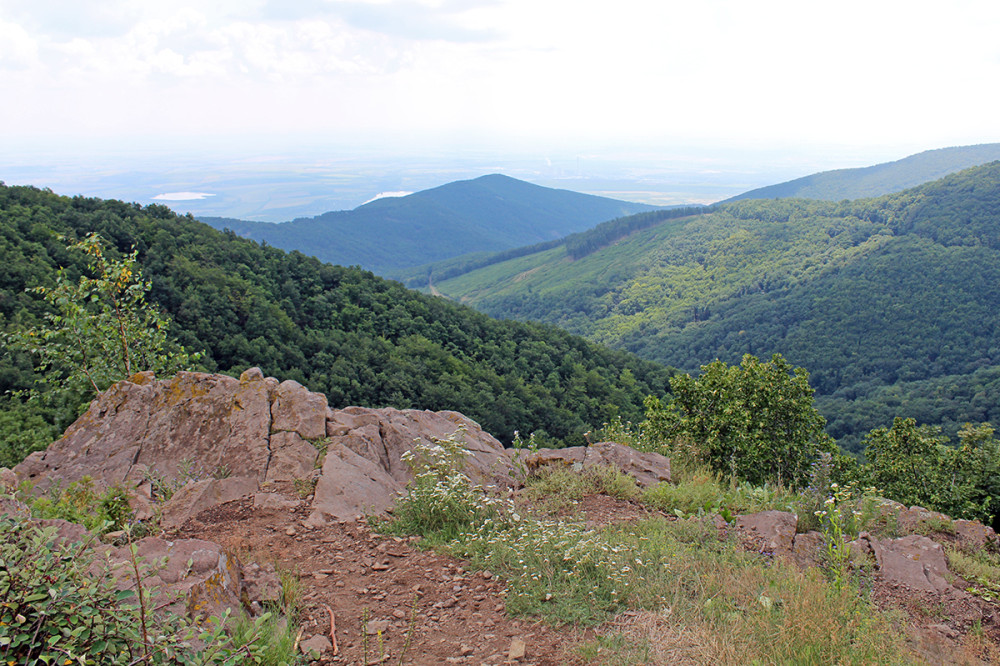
top-left (171, 491), bottom-right (1000, 665)
top-left (173, 496), bottom-right (582, 665)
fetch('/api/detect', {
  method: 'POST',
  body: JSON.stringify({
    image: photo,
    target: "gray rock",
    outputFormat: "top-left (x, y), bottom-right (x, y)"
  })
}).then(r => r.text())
top-left (0, 495), bottom-right (30, 519)
top-left (310, 444), bottom-right (404, 522)
top-left (265, 431), bottom-right (319, 482)
top-left (852, 533), bottom-right (954, 593)
top-left (791, 530), bottom-right (825, 567)
top-left (100, 536), bottom-right (244, 620)
top-left (0, 467), bottom-right (17, 491)
top-left (271, 380), bottom-right (328, 441)
top-left (253, 493), bottom-right (301, 511)
top-left (299, 634), bottom-right (332, 656)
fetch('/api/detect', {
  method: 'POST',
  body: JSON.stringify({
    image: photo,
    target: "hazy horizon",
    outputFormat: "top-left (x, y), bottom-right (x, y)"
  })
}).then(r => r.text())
top-left (0, 136), bottom-right (967, 222)
top-left (3, 0), bottom-right (998, 220)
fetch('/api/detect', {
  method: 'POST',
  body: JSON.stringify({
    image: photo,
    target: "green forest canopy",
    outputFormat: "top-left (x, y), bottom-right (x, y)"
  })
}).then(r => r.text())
top-left (430, 163), bottom-right (1000, 452)
top-left (0, 182), bottom-right (672, 463)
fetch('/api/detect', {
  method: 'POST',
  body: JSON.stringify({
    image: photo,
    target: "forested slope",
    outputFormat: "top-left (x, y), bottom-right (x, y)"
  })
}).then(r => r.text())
top-left (200, 174), bottom-right (657, 274)
top-left (433, 163), bottom-right (1000, 451)
top-left (723, 143), bottom-right (1000, 203)
top-left (0, 183), bottom-right (673, 460)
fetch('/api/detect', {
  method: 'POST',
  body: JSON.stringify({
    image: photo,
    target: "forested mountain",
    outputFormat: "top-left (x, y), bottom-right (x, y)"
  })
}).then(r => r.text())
top-left (430, 163), bottom-right (1000, 451)
top-left (199, 174), bottom-right (657, 274)
top-left (722, 143), bottom-right (1000, 203)
top-left (0, 183), bottom-right (674, 460)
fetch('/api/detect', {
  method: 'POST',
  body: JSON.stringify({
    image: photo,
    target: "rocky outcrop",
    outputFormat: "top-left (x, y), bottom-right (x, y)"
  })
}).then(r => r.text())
top-left (13, 369), bottom-right (515, 527)
top-left (101, 536), bottom-right (245, 620)
top-left (160, 477), bottom-right (260, 529)
top-left (523, 441), bottom-right (671, 487)
top-left (311, 407), bottom-right (514, 522)
top-left (850, 533), bottom-right (954, 593)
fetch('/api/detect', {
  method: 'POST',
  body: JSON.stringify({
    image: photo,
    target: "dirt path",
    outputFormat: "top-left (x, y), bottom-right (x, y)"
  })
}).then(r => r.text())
top-left (174, 497), bottom-right (581, 665)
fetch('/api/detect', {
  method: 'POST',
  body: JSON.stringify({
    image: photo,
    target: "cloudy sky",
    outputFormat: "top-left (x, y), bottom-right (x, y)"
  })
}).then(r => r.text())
top-left (2, 0), bottom-right (999, 157)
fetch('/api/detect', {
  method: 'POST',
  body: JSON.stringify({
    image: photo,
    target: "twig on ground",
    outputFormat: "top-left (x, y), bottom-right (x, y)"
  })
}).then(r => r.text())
top-left (324, 603), bottom-right (338, 655)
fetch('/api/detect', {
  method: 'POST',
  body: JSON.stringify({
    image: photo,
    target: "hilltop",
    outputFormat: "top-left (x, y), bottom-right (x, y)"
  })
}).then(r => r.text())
top-left (723, 143), bottom-right (1000, 203)
top-left (199, 174), bottom-right (657, 274)
top-left (426, 163), bottom-right (1000, 451)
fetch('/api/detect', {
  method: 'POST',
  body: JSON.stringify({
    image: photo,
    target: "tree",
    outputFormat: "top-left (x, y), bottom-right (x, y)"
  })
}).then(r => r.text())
top-left (863, 418), bottom-right (1000, 528)
top-left (8, 233), bottom-right (199, 399)
top-left (862, 417), bottom-right (947, 509)
top-left (648, 353), bottom-right (834, 487)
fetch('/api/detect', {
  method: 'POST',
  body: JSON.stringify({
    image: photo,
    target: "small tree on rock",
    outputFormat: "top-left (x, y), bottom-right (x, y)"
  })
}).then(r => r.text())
top-left (8, 233), bottom-right (199, 399)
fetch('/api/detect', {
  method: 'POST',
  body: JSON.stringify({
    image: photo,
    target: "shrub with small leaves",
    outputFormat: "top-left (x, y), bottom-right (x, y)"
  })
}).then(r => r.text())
top-left (0, 517), bottom-right (140, 665)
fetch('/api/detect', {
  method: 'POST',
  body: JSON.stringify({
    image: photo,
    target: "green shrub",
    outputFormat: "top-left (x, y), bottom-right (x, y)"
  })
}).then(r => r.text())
top-left (0, 518), bottom-right (139, 664)
top-left (0, 516), bottom-right (302, 665)
top-left (18, 476), bottom-right (133, 533)
top-left (644, 354), bottom-right (835, 488)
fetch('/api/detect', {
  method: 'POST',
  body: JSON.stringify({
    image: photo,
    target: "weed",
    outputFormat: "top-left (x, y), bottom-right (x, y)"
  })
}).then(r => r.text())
top-left (17, 476), bottom-right (134, 533)
top-left (397, 593), bottom-right (420, 666)
top-left (293, 478), bottom-right (316, 499)
top-left (373, 428), bottom-right (505, 546)
top-left (526, 464), bottom-right (640, 512)
top-left (361, 607), bottom-right (370, 662)
top-left (212, 463), bottom-right (232, 480)
top-left (947, 547), bottom-right (1000, 602)
top-left (812, 484), bottom-right (855, 589)
top-left (575, 631), bottom-right (652, 665)
top-left (916, 514), bottom-right (957, 536)
top-left (309, 436), bottom-right (330, 468)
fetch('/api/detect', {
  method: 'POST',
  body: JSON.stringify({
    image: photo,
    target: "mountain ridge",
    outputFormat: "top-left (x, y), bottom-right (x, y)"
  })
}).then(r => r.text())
top-left (722, 143), bottom-right (1000, 203)
top-left (428, 162), bottom-right (1000, 450)
top-left (199, 173), bottom-right (658, 274)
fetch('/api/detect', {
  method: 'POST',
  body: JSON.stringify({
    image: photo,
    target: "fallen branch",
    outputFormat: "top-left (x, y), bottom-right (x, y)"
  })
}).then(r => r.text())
top-left (325, 603), bottom-right (339, 655)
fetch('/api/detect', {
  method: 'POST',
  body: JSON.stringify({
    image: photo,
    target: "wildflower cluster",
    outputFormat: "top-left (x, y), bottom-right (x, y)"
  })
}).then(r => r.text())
top-left (455, 512), bottom-right (650, 623)
top-left (813, 482), bottom-right (877, 589)
top-left (377, 428), bottom-right (505, 545)
top-left (378, 427), bottom-right (668, 624)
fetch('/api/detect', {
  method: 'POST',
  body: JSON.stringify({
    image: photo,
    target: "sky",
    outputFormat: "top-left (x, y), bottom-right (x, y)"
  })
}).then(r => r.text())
top-left (2, 0), bottom-right (1000, 212)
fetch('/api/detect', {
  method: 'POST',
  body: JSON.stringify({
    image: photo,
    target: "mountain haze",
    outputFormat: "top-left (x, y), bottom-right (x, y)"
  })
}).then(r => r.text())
top-left (200, 174), bottom-right (657, 274)
top-left (722, 143), bottom-right (1000, 203)
top-left (429, 163), bottom-right (1000, 450)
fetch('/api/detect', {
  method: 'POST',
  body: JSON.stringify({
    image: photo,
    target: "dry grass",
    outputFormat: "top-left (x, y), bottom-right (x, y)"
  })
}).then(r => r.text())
top-left (577, 517), bottom-right (916, 665)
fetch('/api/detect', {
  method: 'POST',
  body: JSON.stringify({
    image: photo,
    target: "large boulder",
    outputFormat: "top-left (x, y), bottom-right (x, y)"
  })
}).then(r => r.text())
top-left (736, 511), bottom-right (798, 555)
top-left (523, 441), bottom-right (671, 488)
top-left (311, 407), bottom-right (514, 521)
top-left (100, 536), bottom-right (245, 620)
top-left (850, 533), bottom-right (954, 593)
top-left (160, 477), bottom-right (261, 529)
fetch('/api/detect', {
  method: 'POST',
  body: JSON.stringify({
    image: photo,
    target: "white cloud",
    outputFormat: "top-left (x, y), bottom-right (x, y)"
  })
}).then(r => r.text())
top-left (0, 19), bottom-right (38, 68)
top-left (0, 0), bottom-right (998, 151)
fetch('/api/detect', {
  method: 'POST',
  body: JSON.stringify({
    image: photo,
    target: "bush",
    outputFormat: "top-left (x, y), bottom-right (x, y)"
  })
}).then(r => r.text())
top-left (645, 354), bottom-right (835, 487)
top-left (0, 518), bottom-right (141, 664)
top-left (18, 476), bottom-right (133, 533)
top-left (0, 516), bottom-right (302, 665)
